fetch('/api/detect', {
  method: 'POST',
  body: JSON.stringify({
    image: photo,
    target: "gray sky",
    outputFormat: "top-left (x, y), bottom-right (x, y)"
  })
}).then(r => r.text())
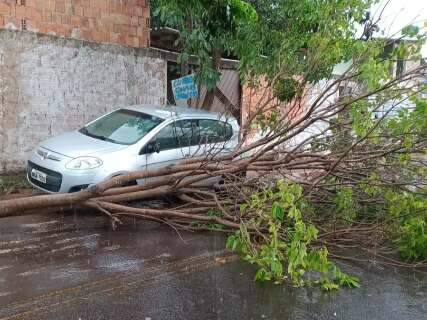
top-left (372, 0), bottom-right (427, 56)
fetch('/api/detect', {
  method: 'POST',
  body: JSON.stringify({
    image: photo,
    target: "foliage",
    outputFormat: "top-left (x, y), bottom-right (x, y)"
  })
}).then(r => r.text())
top-left (395, 212), bottom-right (427, 260)
top-left (226, 181), bottom-right (359, 290)
top-left (273, 77), bottom-right (302, 102)
top-left (334, 186), bottom-right (357, 222)
top-left (0, 175), bottom-right (29, 194)
top-left (152, 0), bottom-right (374, 89)
top-left (240, 0), bottom-right (372, 82)
top-left (152, 0), bottom-right (258, 89)
top-left (383, 190), bottom-right (427, 260)
top-left (147, 0), bottom-right (427, 290)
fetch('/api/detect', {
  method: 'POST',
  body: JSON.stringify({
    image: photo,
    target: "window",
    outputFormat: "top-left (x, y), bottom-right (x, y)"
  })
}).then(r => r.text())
top-left (149, 119), bottom-right (233, 153)
top-left (155, 123), bottom-right (180, 151)
top-left (176, 120), bottom-right (198, 147)
top-left (198, 120), bottom-right (233, 144)
top-left (154, 120), bottom-right (198, 151)
top-left (80, 109), bottom-right (163, 145)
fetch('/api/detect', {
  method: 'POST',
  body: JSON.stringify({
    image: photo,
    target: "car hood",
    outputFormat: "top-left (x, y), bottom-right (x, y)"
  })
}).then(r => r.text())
top-left (40, 131), bottom-right (128, 158)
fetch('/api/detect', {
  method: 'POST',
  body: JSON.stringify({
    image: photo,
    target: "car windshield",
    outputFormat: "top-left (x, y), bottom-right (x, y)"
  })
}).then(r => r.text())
top-left (80, 109), bottom-right (164, 145)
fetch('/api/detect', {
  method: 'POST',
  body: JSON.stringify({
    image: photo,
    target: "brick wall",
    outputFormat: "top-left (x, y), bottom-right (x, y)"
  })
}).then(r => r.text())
top-left (241, 79), bottom-right (306, 129)
top-left (0, 0), bottom-right (150, 48)
top-left (0, 29), bottom-right (166, 173)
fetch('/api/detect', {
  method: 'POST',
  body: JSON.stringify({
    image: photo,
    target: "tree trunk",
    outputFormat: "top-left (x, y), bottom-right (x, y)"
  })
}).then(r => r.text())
top-left (201, 48), bottom-right (222, 110)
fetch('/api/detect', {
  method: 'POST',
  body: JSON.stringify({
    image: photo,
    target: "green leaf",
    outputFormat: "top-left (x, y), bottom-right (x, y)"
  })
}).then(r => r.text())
top-left (288, 206), bottom-right (301, 221)
top-left (272, 202), bottom-right (285, 221)
top-left (402, 25), bottom-right (420, 37)
top-left (255, 268), bottom-right (272, 281)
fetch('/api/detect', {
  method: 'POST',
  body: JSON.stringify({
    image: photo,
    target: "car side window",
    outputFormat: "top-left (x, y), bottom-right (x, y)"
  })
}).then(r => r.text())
top-left (146, 120), bottom-right (199, 153)
top-left (175, 120), bottom-right (198, 147)
top-left (155, 123), bottom-right (180, 151)
top-left (143, 119), bottom-right (232, 154)
top-left (198, 120), bottom-right (233, 144)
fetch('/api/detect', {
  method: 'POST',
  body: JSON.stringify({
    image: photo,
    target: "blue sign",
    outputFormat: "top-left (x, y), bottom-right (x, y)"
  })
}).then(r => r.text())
top-left (172, 75), bottom-right (198, 101)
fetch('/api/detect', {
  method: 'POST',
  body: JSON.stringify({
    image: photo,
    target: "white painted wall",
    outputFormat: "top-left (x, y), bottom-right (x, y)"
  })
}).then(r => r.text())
top-left (0, 30), bottom-right (167, 173)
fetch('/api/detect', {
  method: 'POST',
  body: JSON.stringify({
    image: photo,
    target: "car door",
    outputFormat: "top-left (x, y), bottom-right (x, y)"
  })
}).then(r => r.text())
top-left (191, 119), bottom-right (234, 158)
top-left (138, 119), bottom-right (194, 184)
top-left (186, 119), bottom-right (235, 186)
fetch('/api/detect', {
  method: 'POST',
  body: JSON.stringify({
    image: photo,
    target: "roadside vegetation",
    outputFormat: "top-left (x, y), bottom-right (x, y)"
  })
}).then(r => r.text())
top-left (0, 0), bottom-right (426, 290)
top-left (0, 174), bottom-right (30, 196)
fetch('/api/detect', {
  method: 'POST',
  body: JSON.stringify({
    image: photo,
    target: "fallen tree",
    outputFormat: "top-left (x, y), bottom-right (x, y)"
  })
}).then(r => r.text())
top-left (2, 1), bottom-right (427, 289)
top-left (1, 61), bottom-right (426, 289)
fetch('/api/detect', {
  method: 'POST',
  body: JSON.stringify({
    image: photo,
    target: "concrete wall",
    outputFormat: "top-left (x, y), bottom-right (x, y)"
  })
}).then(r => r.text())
top-left (0, 29), bottom-right (167, 173)
top-left (0, 0), bottom-right (150, 48)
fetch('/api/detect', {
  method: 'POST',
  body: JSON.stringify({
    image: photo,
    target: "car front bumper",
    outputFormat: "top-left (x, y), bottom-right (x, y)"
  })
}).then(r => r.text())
top-left (27, 149), bottom-right (104, 193)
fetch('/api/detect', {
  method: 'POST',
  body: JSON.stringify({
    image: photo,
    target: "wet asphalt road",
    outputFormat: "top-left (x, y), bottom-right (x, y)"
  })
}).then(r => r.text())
top-left (0, 210), bottom-right (425, 320)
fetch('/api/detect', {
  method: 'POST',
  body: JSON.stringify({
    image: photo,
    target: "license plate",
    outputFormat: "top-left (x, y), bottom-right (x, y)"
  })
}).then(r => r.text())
top-left (31, 169), bottom-right (47, 184)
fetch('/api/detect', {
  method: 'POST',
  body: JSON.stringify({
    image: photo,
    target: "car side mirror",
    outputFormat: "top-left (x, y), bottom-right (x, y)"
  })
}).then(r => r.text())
top-left (143, 141), bottom-right (160, 155)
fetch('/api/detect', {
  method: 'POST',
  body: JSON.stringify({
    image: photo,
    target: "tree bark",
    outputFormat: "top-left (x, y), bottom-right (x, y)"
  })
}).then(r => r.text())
top-left (201, 48), bottom-right (222, 110)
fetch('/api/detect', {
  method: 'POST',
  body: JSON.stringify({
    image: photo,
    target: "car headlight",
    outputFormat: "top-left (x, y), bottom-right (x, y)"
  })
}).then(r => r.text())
top-left (66, 157), bottom-right (103, 170)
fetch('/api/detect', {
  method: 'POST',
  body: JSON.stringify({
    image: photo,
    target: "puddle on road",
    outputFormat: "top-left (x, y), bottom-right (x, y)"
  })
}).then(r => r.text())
top-left (94, 254), bottom-right (143, 273)
top-left (49, 266), bottom-right (91, 282)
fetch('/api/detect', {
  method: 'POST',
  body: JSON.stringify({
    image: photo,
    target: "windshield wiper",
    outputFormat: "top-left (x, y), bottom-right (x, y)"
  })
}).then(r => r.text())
top-left (80, 127), bottom-right (108, 141)
top-left (80, 128), bottom-right (123, 144)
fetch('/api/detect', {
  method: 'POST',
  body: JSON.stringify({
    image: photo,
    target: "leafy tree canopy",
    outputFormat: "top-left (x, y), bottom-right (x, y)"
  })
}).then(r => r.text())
top-left (152, 0), bottom-right (373, 87)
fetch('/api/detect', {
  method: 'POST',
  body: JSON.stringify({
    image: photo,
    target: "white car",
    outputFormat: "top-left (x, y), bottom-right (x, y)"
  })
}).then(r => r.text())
top-left (27, 105), bottom-right (240, 193)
